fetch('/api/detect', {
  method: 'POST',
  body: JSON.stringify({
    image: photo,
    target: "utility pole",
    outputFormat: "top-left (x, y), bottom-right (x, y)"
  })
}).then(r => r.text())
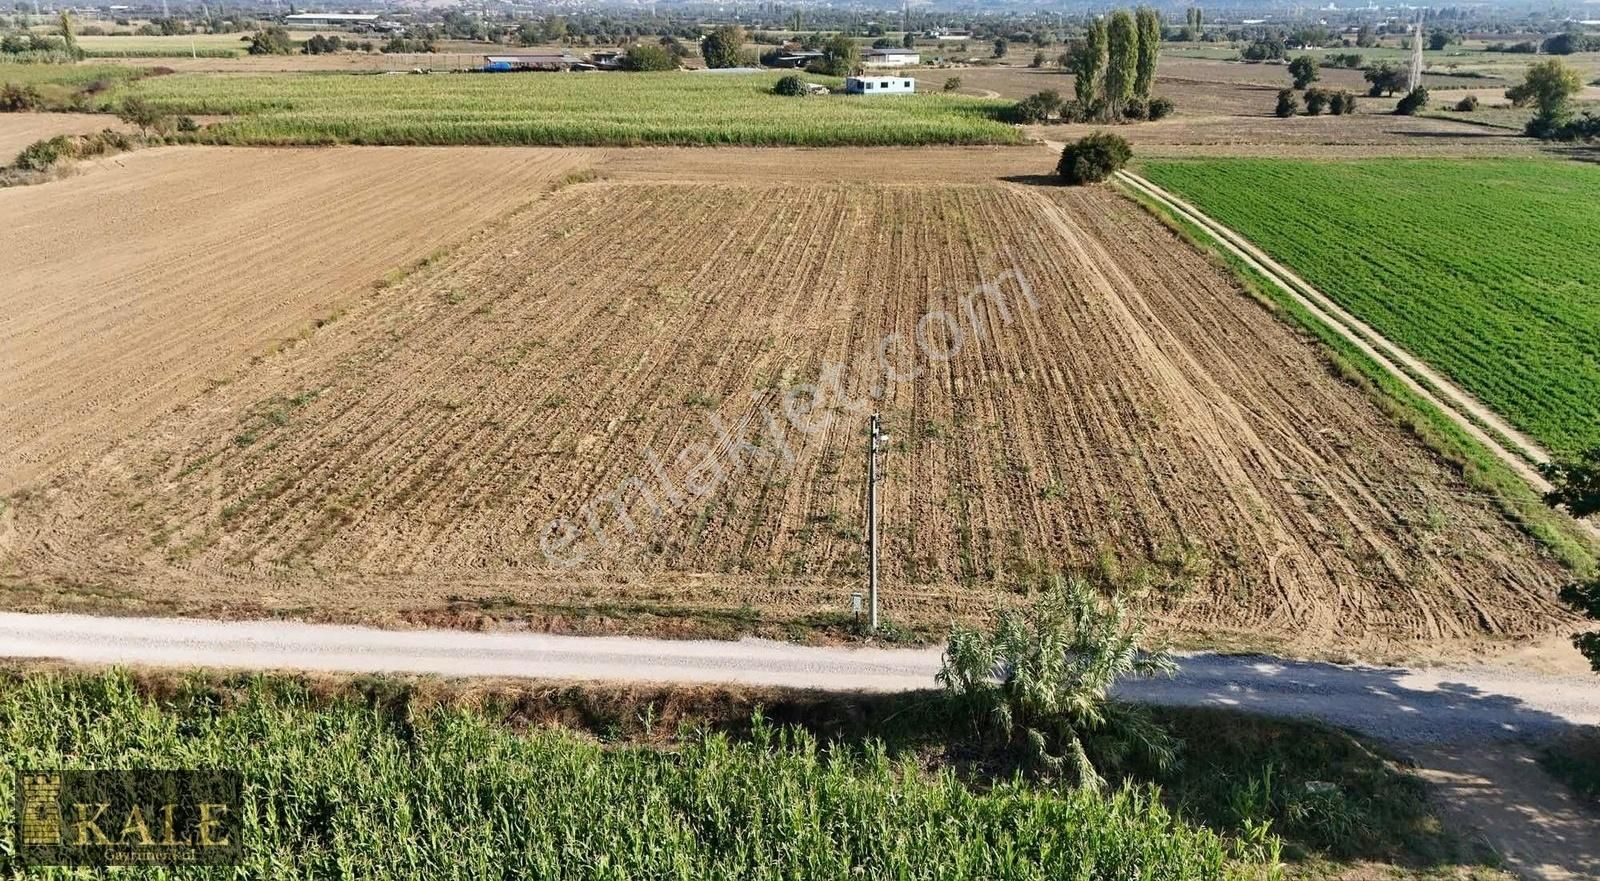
top-left (865, 413), bottom-right (889, 632)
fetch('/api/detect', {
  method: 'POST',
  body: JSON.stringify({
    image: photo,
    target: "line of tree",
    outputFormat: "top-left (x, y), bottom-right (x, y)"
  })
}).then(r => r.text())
top-left (1068, 7), bottom-right (1167, 122)
top-left (1180, 7), bottom-right (1204, 42)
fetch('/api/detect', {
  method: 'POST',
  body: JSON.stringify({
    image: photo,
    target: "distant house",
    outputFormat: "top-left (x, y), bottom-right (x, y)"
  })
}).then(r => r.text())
top-left (845, 76), bottom-right (915, 95)
top-left (862, 49), bottom-right (920, 67)
top-left (483, 54), bottom-right (593, 72)
top-left (282, 12), bottom-right (379, 29)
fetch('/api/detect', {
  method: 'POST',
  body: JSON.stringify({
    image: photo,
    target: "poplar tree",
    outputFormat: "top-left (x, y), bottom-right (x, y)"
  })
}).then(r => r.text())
top-left (1134, 8), bottom-right (1161, 99)
top-left (1104, 11), bottom-right (1139, 118)
top-left (1074, 17), bottom-right (1108, 117)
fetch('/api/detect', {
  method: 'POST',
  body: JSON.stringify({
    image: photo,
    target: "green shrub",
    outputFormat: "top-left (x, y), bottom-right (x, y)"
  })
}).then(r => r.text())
top-left (938, 576), bottom-right (1175, 787)
top-left (1056, 131), bottom-right (1133, 184)
top-left (1275, 88), bottom-right (1299, 118)
top-left (1288, 55), bottom-right (1319, 89)
top-left (1455, 94), bottom-right (1479, 112)
top-left (12, 134), bottom-right (72, 171)
top-left (1395, 87), bottom-right (1428, 115)
top-left (1147, 96), bottom-right (1176, 120)
top-left (1304, 87), bottom-right (1331, 116)
top-left (8, 128), bottom-right (142, 173)
top-left (619, 42), bottom-right (678, 71)
top-left (771, 73), bottom-right (805, 96)
top-left (0, 81), bottom-right (41, 111)
top-left (246, 26), bottom-right (293, 56)
top-left (1013, 89), bottom-right (1064, 123)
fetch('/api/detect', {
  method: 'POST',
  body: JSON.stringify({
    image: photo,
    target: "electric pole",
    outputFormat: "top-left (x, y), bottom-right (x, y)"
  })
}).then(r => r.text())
top-left (866, 413), bottom-right (889, 631)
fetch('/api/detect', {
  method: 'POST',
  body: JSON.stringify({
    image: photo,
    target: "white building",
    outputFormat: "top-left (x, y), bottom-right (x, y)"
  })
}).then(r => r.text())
top-left (845, 76), bottom-right (915, 95)
top-left (283, 12), bottom-right (380, 29)
top-left (862, 49), bottom-right (920, 67)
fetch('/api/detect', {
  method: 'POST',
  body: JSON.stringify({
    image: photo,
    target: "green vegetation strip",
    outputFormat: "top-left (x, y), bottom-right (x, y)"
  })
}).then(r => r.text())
top-left (1140, 158), bottom-right (1600, 457)
top-left (1120, 180), bottom-right (1598, 576)
top-left (0, 61), bottom-right (146, 88)
top-left (112, 70), bottom-right (1020, 146)
top-left (0, 671), bottom-right (1259, 878)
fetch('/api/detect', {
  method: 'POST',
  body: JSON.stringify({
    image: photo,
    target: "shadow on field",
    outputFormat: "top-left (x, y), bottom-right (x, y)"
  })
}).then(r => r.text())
top-left (997, 173), bottom-right (1062, 186)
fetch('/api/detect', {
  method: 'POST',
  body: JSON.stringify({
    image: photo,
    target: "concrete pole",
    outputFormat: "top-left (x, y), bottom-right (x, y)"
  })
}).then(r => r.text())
top-left (867, 413), bottom-right (881, 631)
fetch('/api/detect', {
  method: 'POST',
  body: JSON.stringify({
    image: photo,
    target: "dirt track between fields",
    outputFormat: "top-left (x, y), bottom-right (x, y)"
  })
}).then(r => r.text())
top-left (0, 148), bottom-right (1577, 659)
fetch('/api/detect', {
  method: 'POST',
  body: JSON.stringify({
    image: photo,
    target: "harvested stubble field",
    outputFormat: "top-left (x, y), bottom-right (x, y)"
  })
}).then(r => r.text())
top-left (0, 145), bottom-right (596, 490)
top-left (0, 147), bottom-right (1574, 657)
top-left (1141, 158), bottom-right (1600, 456)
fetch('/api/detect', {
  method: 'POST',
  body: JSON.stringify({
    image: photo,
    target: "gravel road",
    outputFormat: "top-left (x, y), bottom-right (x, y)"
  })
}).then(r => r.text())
top-left (4, 611), bottom-right (1599, 746)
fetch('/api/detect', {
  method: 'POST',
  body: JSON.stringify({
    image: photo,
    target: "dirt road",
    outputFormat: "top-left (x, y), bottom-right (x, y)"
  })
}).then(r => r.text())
top-left (4, 610), bottom-right (1597, 743)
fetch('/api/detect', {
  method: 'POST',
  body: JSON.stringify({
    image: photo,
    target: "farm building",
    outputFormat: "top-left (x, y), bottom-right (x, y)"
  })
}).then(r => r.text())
top-left (283, 12), bottom-right (379, 29)
top-left (845, 76), bottom-right (915, 95)
top-left (483, 54), bottom-right (593, 72)
top-left (767, 50), bottom-right (825, 69)
top-left (862, 49), bottom-right (920, 67)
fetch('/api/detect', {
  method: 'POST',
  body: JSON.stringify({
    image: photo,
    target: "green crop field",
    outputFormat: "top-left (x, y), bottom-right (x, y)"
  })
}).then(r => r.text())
top-left (0, 671), bottom-right (1259, 878)
top-left (114, 70), bottom-right (1022, 146)
top-left (1141, 158), bottom-right (1600, 456)
top-left (0, 61), bottom-right (147, 87)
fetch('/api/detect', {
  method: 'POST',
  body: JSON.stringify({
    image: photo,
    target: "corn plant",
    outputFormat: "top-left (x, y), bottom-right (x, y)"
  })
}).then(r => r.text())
top-left (0, 669), bottom-right (1268, 879)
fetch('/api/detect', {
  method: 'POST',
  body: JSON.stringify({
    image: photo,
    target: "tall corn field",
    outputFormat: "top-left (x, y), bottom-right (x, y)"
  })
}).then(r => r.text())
top-left (0, 671), bottom-right (1263, 879)
top-left (113, 71), bottom-right (1023, 147)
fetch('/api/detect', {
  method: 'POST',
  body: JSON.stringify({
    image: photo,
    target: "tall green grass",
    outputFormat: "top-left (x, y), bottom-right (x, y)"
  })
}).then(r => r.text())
top-left (0, 61), bottom-right (148, 88)
top-left (1142, 158), bottom-right (1600, 457)
top-left (115, 70), bottom-right (1022, 146)
top-left (0, 670), bottom-right (1259, 879)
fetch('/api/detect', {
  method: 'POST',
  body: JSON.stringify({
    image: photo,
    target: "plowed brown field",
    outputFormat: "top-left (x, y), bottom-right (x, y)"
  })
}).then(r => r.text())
top-left (0, 150), bottom-right (1572, 656)
top-left (0, 145), bottom-right (594, 491)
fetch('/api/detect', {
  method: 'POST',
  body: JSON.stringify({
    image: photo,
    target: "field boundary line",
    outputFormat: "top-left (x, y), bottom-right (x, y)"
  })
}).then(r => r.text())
top-left (1112, 169), bottom-right (1599, 545)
